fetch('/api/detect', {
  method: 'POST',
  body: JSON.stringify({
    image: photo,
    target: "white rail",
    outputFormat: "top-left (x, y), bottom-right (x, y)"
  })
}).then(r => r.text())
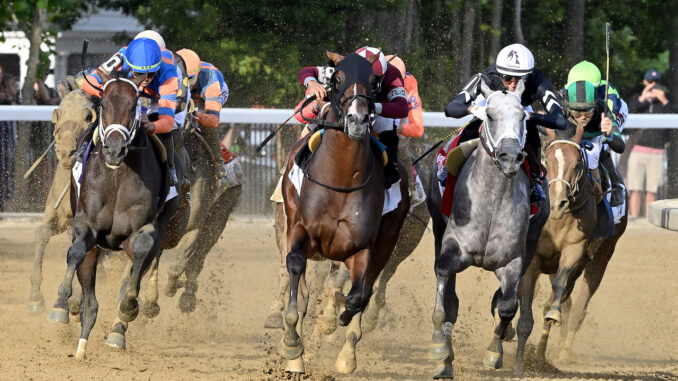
top-left (0, 105), bottom-right (677, 128)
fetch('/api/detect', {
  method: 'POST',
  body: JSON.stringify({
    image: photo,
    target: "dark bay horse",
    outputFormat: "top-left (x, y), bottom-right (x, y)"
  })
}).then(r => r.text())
top-left (279, 51), bottom-right (409, 375)
top-left (47, 73), bottom-right (189, 359)
top-left (425, 81), bottom-right (549, 379)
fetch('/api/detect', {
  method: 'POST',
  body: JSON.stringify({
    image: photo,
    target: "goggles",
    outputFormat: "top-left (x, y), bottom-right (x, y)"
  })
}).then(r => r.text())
top-left (500, 74), bottom-right (525, 82)
top-left (570, 107), bottom-right (596, 118)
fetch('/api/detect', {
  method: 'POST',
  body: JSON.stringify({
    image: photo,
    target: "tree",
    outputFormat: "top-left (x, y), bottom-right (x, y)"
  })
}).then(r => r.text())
top-left (564, 0), bottom-right (585, 67)
top-left (460, 0), bottom-right (477, 83)
top-left (1, 0), bottom-right (87, 210)
top-left (488, 0), bottom-right (503, 63)
top-left (513, 0), bottom-right (524, 44)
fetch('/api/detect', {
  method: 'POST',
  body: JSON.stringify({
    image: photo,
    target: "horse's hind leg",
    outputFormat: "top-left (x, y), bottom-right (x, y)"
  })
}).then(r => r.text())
top-left (74, 246), bottom-right (101, 360)
top-left (513, 259), bottom-right (540, 376)
top-left (265, 202), bottom-right (288, 329)
top-left (118, 224), bottom-right (159, 323)
top-left (28, 216), bottom-right (58, 314)
top-left (142, 255), bottom-right (161, 319)
top-left (280, 224), bottom-right (309, 374)
top-left (315, 261), bottom-right (348, 336)
top-left (48, 221), bottom-right (95, 324)
top-left (484, 257), bottom-right (522, 370)
top-left (559, 238), bottom-right (616, 361)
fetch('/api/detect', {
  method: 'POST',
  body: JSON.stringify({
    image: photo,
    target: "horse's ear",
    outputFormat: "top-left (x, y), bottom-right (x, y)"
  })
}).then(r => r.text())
top-left (130, 73), bottom-right (147, 87)
top-left (365, 54), bottom-right (379, 68)
top-left (573, 121), bottom-right (585, 143)
top-left (515, 78), bottom-right (526, 98)
top-left (326, 50), bottom-right (344, 65)
top-left (545, 127), bottom-right (556, 143)
top-left (480, 77), bottom-right (495, 97)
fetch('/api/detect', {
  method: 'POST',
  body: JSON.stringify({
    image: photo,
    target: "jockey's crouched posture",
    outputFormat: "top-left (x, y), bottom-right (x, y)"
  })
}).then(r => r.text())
top-left (444, 43), bottom-right (567, 203)
top-left (176, 49), bottom-right (241, 187)
top-left (81, 36), bottom-right (181, 185)
top-left (562, 61), bottom-right (627, 206)
top-left (300, 46), bottom-right (409, 188)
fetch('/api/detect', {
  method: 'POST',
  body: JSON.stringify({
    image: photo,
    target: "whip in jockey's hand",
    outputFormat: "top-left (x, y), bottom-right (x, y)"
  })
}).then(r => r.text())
top-left (306, 80), bottom-right (327, 100)
top-left (600, 113), bottom-right (612, 136)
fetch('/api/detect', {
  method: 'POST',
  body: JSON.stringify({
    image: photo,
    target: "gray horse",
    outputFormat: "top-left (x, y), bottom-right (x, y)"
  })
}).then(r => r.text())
top-left (425, 81), bottom-right (549, 378)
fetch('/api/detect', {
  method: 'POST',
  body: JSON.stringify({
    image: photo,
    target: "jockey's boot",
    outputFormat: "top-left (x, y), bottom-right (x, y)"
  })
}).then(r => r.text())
top-left (524, 140), bottom-right (544, 205)
top-left (160, 131), bottom-right (178, 186)
top-left (600, 149), bottom-right (625, 206)
top-left (379, 129), bottom-right (400, 189)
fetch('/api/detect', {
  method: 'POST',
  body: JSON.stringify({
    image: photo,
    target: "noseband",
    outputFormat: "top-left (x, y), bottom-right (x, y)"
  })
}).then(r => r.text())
top-left (98, 78), bottom-right (141, 146)
top-left (546, 139), bottom-right (588, 206)
top-left (479, 91), bottom-right (527, 167)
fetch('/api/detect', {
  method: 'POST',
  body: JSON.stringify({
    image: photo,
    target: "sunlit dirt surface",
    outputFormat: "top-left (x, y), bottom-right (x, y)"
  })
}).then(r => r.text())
top-left (0, 216), bottom-right (676, 380)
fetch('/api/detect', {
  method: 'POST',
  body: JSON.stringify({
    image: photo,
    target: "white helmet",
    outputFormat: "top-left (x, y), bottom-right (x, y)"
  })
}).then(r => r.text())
top-left (495, 43), bottom-right (534, 76)
top-left (134, 30), bottom-right (166, 50)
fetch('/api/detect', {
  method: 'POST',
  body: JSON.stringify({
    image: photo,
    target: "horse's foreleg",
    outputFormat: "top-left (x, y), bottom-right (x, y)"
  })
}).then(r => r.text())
top-left (315, 261), bottom-right (348, 336)
top-left (48, 222), bottom-right (95, 324)
top-left (28, 218), bottom-right (57, 314)
top-left (484, 257), bottom-right (522, 370)
top-left (545, 242), bottom-right (587, 326)
top-left (119, 224), bottom-right (159, 323)
top-left (265, 202), bottom-right (288, 329)
top-left (74, 246), bottom-right (101, 360)
top-left (559, 238), bottom-right (616, 361)
top-left (513, 260), bottom-right (540, 377)
top-left (430, 235), bottom-right (466, 379)
top-left (105, 262), bottom-right (132, 350)
top-left (280, 224), bottom-right (308, 374)
top-left (142, 255), bottom-right (161, 319)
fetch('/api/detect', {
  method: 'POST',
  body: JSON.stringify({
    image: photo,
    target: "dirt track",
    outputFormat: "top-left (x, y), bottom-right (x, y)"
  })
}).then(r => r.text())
top-left (0, 216), bottom-right (677, 380)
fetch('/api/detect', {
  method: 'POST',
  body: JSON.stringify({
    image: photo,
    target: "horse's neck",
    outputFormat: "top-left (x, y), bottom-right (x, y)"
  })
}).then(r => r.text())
top-left (470, 146), bottom-right (517, 199)
top-left (312, 129), bottom-right (370, 178)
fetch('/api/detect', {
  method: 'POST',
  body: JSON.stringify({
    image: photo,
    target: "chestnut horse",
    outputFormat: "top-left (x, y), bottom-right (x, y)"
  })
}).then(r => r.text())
top-left (47, 72), bottom-right (189, 359)
top-left (278, 51), bottom-right (409, 375)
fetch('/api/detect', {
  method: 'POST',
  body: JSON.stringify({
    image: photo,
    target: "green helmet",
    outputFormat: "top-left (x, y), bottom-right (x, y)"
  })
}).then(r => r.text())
top-left (567, 61), bottom-right (601, 87)
top-left (566, 80), bottom-right (597, 110)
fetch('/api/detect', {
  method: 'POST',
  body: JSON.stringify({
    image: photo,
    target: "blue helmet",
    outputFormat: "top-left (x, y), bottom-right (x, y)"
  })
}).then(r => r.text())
top-left (124, 37), bottom-right (162, 73)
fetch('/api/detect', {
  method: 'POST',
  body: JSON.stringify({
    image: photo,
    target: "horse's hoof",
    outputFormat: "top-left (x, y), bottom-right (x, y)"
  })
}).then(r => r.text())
top-left (512, 362), bottom-right (525, 377)
top-left (75, 338), bottom-right (87, 360)
top-left (429, 342), bottom-right (451, 362)
top-left (70, 311), bottom-right (81, 323)
top-left (179, 291), bottom-right (196, 313)
top-left (118, 300), bottom-right (139, 323)
top-left (105, 332), bottom-right (126, 349)
top-left (285, 356), bottom-right (305, 374)
top-left (164, 277), bottom-right (184, 297)
top-left (337, 310), bottom-right (352, 327)
top-left (27, 299), bottom-right (45, 315)
top-left (433, 361), bottom-right (455, 379)
top-left (143, 301), bottom-right (161, 319)
top-left (544, 309), bottom-right (561, 326)
top-left (335, 341), bottom-right (357, 374)
top-left (48, 308), bottom-right (69, 324)
top-left (263, 312), bottom-right (284, 329)
top-left (483, 349), bottom-right (503, 369)
top-left (279, 337), bottom-right (304, 360)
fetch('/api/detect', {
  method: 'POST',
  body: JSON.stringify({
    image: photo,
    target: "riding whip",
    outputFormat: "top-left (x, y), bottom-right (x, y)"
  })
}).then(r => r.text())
top-left (255, 95), bottom-right (316, 153)
top-left (23, 139), bottom-right (55, 179)
top-left (53, 182), bottom-right (70, 210)
top-left (603, 23), bottom-right (612, 135)
top-left (411, 120), bottom-right (472, 166)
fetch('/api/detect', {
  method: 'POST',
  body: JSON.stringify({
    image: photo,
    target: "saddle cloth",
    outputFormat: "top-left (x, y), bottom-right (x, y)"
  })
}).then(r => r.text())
top-left (288, 163), bottom-right (401, 216)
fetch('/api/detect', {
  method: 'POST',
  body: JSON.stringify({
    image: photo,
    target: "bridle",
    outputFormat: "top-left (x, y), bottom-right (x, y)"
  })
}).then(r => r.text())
top-left (545, 139), bottom-right (588, 208)
top-left (98, 78), bottom-right (141, 146)
top-left (479, 91), bottom-right (527, 167)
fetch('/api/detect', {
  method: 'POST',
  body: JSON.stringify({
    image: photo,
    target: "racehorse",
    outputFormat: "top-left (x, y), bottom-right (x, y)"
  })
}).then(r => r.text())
top-left (46, 72), bottom-right (189, 359)
top-left (425, 80), bottom-right (549, 379)
top-left (28, 89), bottom-right (95, 315)
top-left (164, 114), bottom-right (242, 312)
top-left (278, 51), bottom-right (409, 375)
top-left (512, 123), bottom-right (596, 374)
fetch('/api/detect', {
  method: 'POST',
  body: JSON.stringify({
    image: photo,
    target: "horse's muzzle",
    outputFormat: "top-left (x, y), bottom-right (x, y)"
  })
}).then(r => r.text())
top-left (344, 113), bottom-right (369, 141)
top-left (550, 198), bottom-right (569, 220)
top-left (496, 138), bottom-right (524, 178)
top-left (102, 144), bottom-right (128, 169)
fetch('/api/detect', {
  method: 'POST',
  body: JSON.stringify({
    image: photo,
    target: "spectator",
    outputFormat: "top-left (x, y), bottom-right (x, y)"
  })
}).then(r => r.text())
top-left (0, 65), bottom-right (20, 210)
top-left (627, 69), bottom-right (675, 218)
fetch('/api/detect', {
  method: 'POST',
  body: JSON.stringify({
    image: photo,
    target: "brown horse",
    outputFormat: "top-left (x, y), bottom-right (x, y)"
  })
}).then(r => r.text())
top-left (278, 51), bottom-right (409, 375)
top-left (514, 124), bottom-right (597, 374)
top-left (28, 89), bottom-right (95, 315)
top-left (47, 72), bottom-right (189, 359)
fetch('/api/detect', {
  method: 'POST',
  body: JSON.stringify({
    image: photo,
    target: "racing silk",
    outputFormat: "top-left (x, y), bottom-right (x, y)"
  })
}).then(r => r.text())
top-left (445, 64), bottom-right (566, 130)
top-left (598, 81), bottom-right (623, 128)
top-left (81, 47), bottom-right (179, 134)
top-left (400, 72), bottom-right (424, 138)
top-left (191, 62), bottom-right (229, 129)
top-left (298, 63), bottom-right (408, 119)
top-left (562, 94), bottom-right (625, 154)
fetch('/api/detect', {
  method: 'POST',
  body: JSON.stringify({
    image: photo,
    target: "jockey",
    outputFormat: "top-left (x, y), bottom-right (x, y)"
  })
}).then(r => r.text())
top-left (562, 78), bottom-right (626, 206)
top-left (81, 37), bottom-right (180, 185)
top-left (299, 46), bottom-right (409, 188)
top-left (444, 43), bottom-right (567, 203)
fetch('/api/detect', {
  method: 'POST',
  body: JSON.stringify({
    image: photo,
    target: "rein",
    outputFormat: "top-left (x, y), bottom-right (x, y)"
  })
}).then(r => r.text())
top-left (546, 139), bottom-right (589, 210)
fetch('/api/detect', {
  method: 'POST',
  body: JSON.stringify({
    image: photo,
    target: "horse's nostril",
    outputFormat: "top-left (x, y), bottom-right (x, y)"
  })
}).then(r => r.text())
top-left (516, 153), bottom-right (524, 162)
top-left (346, 115), bottom-right (357, 124)
top-left (558, 200), bottom-right (568, 209)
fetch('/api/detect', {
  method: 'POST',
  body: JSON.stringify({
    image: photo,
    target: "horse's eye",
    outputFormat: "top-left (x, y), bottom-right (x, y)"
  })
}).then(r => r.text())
top-left (487, 114), bottom-right (493, 121)
top-left (335, 77), bottom-right (342, 85)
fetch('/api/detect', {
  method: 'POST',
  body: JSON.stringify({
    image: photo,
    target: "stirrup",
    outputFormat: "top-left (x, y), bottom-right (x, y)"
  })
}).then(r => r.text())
top-left (530, 183), bottom-right (544, 204)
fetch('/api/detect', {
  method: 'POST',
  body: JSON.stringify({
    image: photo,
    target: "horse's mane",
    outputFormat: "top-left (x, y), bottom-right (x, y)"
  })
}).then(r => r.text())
top-left (554, 122), bottom-right (578, 140)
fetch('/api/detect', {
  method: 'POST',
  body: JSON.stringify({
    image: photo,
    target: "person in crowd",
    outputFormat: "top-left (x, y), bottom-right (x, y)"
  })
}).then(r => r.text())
top-left (627, 69), bottom-right (675, 218)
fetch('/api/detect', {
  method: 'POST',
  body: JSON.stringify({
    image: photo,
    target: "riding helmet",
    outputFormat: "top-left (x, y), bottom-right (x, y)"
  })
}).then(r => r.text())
top-left (356, 46), bottom-right (388, 76)
top-left (495, 43), bottom-right (534, 77)
top-left (566, 80), bottom-right (597, 110)
top-left (134, 30), bottom-right (166, 49)
top-left (124, 38), bottom-right (162, 73)
top-left (177, 49), bottom-right (202, 78)
top-left (567, 61), bottom-right (601, 87)
top-left (385, 55), bottom-right (406, 79)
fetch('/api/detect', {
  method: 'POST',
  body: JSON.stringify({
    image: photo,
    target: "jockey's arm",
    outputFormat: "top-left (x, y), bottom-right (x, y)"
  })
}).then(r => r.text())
top-left (298, 66), bottom-right (321, 87)
top-left (375, 69), bottom-right (408, 119)
top-left (195, 79), bottom-right (225, 129)
top-left (399, 74), bottom-right (424, 138)
top-left (151, 74), bottom-right (179, 134)
top-left (528, 74), bottom-right (567, 130)
top-left (445, 73), bottom-right (483, 118)
top-left (603, 126), bottom-right (625, 153)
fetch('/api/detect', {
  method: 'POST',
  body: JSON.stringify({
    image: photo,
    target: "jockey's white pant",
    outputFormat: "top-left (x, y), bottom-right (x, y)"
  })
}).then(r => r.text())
top-left (585, 135), bottom-right (604, 169)
top-left (372, 115), bottom-right (399, 134)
